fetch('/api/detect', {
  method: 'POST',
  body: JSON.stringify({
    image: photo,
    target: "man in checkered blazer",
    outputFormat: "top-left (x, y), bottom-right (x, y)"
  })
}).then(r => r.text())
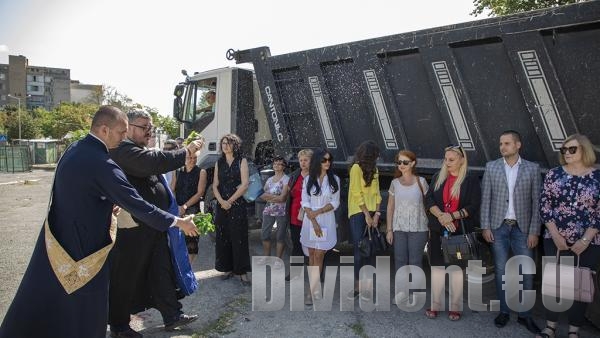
top-left (481, 130), bottom-right (542, 334)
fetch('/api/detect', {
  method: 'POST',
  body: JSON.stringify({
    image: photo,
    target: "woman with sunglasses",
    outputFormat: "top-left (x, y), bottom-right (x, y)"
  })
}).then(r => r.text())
top-left (347, 140), bottom-right (382, 301)
top-left (425, 144), bottom-right (481, 321)
top-left (386, 150), bottom-right (428, 305)
top-left (537, 134), bottom-right (600, 338)
top-left (300, 148), bottom-right (340, 304)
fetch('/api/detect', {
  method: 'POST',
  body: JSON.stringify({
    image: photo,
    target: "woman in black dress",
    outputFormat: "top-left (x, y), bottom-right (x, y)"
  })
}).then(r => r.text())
top-left (212, 134), bottom-right (251, 285)
top-left (171, 151), bottom-right (207, 263)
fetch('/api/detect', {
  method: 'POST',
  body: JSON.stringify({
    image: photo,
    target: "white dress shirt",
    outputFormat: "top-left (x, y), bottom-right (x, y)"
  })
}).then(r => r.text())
top-left (503, 156), bottom-right (521, 220)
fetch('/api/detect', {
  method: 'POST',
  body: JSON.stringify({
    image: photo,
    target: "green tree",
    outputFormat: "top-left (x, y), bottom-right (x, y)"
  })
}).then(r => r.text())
top-left (471, 0), bottom-right (584, 16)
top-left (103, 86), bottom-right (135, 112)
top-left (64, 129), bottom-right (88, 145)
top-left (33, 102), bottom-right (96, 139)
top-left (1, 106), bottom-right (41, 140)
top-left (154, 114), bottom-right (180, 139)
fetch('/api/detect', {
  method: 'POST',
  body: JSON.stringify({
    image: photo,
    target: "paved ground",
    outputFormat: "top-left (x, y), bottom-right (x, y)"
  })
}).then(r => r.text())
top-left (1, 169), bottom-right (599, 337)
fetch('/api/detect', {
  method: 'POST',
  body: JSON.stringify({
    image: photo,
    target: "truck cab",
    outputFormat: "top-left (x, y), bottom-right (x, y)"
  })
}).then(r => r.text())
top-left (172, 67), bottom-right (272, 170)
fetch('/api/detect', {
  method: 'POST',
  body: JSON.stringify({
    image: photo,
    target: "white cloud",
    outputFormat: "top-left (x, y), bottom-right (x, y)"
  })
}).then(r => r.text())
top-left (0, 45), bottom-right (8, 53)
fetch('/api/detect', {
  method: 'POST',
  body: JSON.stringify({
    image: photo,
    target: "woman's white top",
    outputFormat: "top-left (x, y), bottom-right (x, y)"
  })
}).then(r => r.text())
top-left (300, 174), bottom-right (340, 252)
top-left (388, 176), bottom-right (429, 232)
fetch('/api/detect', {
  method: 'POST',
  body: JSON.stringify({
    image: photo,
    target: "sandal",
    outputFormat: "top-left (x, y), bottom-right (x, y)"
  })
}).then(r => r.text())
top-left (448, 311), bottom-right (462, 321)
top-left (536, 325), bottom-right (556, 338)
top-left (425, 309), bottom-right (438, 319)
top-left (239, 274), bottom-right (251, 286)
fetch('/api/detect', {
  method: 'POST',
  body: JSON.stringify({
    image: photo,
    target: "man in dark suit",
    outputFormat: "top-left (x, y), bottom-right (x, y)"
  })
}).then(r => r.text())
top-left (481, 130), bottom-right (541, 334)
top-left (0, 106), bottom-right (198, 338)
top-left (108, 110), bottom-right (203, 338)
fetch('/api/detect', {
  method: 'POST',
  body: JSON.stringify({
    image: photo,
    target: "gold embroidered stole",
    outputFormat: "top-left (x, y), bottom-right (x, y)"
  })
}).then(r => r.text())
top-left (44, 142), bottom-right (118, 294)
top-left (45, 216), bottom-right (117, 294)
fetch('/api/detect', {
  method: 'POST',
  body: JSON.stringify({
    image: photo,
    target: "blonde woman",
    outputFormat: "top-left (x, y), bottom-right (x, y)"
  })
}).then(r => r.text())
top-left (424, 145), bottom-right (481, 321)
top-left (386, 150), bottom-right (428, 304)
top-left (537, 134), bottom-right (599, 338)
top-left (285, 149), bottom-right (312, 281)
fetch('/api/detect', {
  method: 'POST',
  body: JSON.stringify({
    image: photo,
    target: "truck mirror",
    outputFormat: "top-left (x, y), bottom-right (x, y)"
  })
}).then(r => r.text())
top-left (173, 97), bottom-right (183, 121)
top-left (173, 84), bottom-right (185, 98)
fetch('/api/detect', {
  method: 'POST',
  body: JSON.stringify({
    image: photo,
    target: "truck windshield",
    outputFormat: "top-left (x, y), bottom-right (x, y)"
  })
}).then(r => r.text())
top-left (184, 78), bottom-right (217, 132)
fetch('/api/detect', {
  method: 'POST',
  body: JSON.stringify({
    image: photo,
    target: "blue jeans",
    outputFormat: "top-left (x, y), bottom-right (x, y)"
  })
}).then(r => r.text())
top-left (349, 213), bottom-right (375, 281)
top-left (491, 221), bottom-right (534, 317)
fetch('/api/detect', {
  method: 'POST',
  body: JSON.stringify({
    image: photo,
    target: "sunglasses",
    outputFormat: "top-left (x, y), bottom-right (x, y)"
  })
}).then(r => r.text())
top-left (396, 160), bottom-right (412, 166)
top-left (445, 144), bottom-right (464, 156)
top-left (321, 157), bottom-right (332, 163)
top-left (559, 146), bottom-right (578, 155)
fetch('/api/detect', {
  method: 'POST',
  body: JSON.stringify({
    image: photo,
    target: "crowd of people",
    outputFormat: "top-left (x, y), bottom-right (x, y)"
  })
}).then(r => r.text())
top-left (0, 104), bottom-right (598, 338)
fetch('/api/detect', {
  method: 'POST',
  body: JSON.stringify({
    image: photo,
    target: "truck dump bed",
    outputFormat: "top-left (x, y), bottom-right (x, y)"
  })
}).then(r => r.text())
top-left (234, 2), bottom-right (600, 175)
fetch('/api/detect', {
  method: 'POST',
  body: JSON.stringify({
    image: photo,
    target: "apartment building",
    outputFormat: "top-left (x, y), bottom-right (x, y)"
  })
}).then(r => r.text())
top-left (0, 55), bottom-right (99, 110)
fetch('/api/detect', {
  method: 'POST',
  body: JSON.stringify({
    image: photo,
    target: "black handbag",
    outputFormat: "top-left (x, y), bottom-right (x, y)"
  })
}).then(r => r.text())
top-left (372, 227), bottom-right (388, 254)
top-left (358, 226), bottom-right (388, 258)
top-left (358, 226), bottom-right (373, 258)
top-left (440, 218), bottom-right (481, 266)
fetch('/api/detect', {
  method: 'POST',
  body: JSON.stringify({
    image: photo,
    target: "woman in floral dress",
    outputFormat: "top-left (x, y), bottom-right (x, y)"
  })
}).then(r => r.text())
top-left (537, 134), bottom-right (600, 338)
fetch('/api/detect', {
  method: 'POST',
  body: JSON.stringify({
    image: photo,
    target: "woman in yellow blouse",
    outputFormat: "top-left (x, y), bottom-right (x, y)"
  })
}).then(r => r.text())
top-left (347, 140), bottom-right (382, 300)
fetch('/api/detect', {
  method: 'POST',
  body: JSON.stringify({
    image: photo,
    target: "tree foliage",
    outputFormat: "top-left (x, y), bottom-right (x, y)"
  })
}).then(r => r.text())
top-left (1, 85), bottom-right (179, 141)
top-left (33, 103), bottom-right (96, 139)
top-left (154, 114), bottom-right (180, 139)
top-left (102, 86), bottom-right (136, 112)
top-left (0, 105), bottom-right (41, 139)
top-left (471, 0), bottom-right (584, 16)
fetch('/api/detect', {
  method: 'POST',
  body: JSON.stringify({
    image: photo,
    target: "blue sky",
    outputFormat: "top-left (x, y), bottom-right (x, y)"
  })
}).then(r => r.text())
top-left (0, 0), bottom-right (479, 115)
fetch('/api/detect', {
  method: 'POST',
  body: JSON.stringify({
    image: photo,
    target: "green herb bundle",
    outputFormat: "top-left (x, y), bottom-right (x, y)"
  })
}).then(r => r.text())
top-left (184, 131), bottom-right (202, 145)
top-left (193, 212), bottom-right (215, 235)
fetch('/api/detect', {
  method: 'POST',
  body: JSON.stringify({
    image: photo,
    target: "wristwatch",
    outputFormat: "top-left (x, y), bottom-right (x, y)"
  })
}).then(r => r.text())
top-left (581, 236), bottom-right (590, 244)
top-left (183, 204), bottom-right (188, 210)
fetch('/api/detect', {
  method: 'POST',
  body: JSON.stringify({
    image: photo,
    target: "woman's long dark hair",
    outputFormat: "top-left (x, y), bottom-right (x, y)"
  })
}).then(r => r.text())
top-left (306, 148), bottom-right (339, 196)
top-left (354, 140), bottom-right (380, 187)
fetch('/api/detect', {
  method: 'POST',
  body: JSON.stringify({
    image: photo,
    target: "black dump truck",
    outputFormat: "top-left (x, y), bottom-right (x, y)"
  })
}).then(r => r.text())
top-left (173, 1), bottom-right (600, 281)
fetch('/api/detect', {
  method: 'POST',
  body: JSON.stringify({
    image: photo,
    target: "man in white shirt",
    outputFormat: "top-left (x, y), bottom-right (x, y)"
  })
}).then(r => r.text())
top-left (481, 130), bottom-right (541, 334)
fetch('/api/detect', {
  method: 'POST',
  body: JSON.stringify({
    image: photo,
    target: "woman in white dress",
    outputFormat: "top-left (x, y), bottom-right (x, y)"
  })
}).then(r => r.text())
top-left (300, 148), bottom-right (340, 303)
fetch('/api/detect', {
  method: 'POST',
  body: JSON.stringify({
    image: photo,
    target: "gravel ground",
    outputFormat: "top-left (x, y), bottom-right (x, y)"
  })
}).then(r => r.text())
top-left (1, 170), bottom-right (599, 337)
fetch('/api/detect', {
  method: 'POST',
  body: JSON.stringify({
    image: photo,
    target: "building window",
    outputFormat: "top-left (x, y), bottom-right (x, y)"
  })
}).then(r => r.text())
top-left (0, 73), bottom-right (5, 80)
top-left (0, 83), bottom-right (3, 90)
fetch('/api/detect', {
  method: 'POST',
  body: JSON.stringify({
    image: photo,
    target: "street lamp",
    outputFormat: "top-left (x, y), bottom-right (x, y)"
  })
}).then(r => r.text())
top-left (7, 94), bottom-right (29, 140)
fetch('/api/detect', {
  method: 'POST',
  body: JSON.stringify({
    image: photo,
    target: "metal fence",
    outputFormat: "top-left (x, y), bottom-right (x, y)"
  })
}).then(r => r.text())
top-left (0, 145), bottom-right (33, 173)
